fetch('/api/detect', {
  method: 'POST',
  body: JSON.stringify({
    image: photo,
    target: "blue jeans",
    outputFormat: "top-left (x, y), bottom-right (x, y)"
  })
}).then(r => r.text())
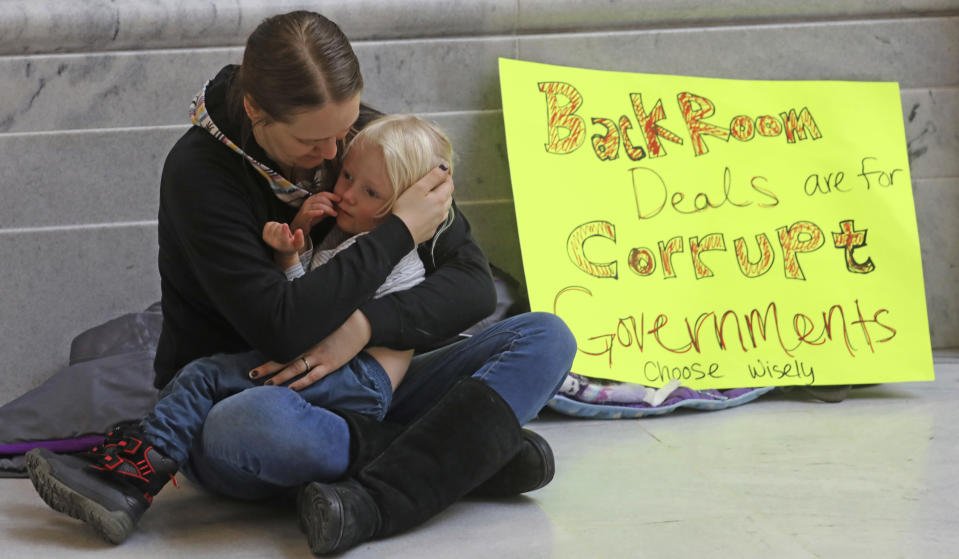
top-left (141, 350), bottom-right (393, 465)
top-left (177, 312), bottom-right (576, 500)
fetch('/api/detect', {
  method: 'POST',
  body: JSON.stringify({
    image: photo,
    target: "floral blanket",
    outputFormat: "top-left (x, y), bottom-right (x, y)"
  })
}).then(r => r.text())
top-left (548, 372), bottom-right (774, 419)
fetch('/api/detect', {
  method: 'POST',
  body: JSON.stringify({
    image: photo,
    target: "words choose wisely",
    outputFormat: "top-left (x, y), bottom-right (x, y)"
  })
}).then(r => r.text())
top-left (499, 58), bottom-right (934, 389)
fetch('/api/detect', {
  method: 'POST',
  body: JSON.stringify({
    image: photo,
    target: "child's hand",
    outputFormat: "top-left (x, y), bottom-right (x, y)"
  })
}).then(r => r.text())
top-left (263, 221), bottom-right (305, 254)
top-left (291, 192), bottom-right (340, 236)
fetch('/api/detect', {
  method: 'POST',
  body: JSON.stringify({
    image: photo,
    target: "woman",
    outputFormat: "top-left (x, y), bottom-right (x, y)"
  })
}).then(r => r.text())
top-left (26, 10), bottom-right (576, 555)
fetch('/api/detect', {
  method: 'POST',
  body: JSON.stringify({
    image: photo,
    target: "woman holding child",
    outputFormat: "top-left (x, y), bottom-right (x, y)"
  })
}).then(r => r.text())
top-left (26, 10), bottom-right (576, 555)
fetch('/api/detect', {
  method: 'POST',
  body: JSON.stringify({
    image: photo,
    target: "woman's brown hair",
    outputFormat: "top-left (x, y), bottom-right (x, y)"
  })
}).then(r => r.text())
top-left (229, 11), bottom-right (363, 125)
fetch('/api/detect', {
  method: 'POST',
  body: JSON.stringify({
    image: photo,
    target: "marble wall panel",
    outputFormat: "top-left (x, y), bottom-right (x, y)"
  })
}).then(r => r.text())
top-left (0, 50), bottom-right (240, 133)
top-left (0, 224), bottom-right (159, 406)
top-left (516, 17), bottom-right (959, 87)
top-left (0, 0), bottom-right (519, 55)
top-left (0, 112), bottom-right (509, 232)
top-left (354, 37), bottom-right (517, 114)
top-left (457, 200), bottom-right (525, 288)
top-left (0, 36), bottom-right (516, 133)
top-left (518, 0), bottom-right (959, 33)
top-left (915, 178), bottom-right (959, 349)
top-left (336, 0), bottom-right (517, 42)
top-left (902, 88), bottom-right (959, 179)
top-left (4, 30), bottom-right (951, 138)
top-left (0, 0), bottom-right (245, 55)
top-left (428, 111), bottom-right (512, 202)
top-left (0, 127), bottom-right (186, 228)
top-left (4, 0), bottom-right (957, 56)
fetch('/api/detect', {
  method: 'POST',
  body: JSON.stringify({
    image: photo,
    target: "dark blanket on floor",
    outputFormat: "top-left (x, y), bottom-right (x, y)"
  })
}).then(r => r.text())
top-left (0, 303), bottom-right (162, 476)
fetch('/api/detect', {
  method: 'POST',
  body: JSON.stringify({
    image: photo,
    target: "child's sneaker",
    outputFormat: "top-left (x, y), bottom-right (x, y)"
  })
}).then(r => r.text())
top-left (25, 423), bottom-right (177, 544)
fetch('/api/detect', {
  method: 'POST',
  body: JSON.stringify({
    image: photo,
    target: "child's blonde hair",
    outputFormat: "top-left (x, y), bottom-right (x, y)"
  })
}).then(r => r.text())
top-left (345, 114), bottom-right (454, 218)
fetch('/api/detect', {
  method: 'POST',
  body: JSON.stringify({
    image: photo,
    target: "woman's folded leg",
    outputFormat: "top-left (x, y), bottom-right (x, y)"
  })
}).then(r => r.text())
top-left (180, 386), bottom-right (351, 500)
top-left (388, 311), bottom-right (576, 425)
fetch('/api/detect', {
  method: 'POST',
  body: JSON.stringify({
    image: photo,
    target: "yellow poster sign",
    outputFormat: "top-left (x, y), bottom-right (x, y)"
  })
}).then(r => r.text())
top-left (499, 58), bottom-right (934, 389)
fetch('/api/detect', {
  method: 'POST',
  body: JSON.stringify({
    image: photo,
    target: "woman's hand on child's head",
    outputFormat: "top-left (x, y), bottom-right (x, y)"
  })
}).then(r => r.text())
top-left (291, 191), bottom-right (340, 235)
top-left (262, 221), bottom-right (305, 254)
top-left (393, 162), bottom-right (453, 245)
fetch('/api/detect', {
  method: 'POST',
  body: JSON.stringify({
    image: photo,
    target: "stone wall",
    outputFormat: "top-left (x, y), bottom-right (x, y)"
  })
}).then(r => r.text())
top-left (1, 0), bottom-right (956, 404)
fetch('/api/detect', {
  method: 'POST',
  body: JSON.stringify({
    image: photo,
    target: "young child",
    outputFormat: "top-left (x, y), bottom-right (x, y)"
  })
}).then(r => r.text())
top-left (26, 114), bottom-right (455, 544)
top-left (260, 114), bottom-right (453, 398)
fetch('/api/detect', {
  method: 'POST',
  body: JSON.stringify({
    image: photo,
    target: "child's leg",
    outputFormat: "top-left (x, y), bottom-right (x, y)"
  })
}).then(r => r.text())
top-left (140, 350), bottom-right (267, 464)
top-left (294, 351), bottom-right (392, 421)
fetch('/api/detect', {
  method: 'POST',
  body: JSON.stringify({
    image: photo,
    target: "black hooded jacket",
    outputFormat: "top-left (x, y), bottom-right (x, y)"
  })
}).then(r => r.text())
top-left (154, 65), bottom-right (495, 388)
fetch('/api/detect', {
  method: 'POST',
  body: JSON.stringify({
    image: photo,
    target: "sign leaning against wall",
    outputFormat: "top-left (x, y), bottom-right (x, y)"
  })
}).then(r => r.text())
top-left (499, 57), bottom-right (934, 390)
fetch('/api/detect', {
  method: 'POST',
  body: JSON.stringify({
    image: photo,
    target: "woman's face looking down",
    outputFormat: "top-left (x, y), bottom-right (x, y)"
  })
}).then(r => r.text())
top-left (247, 94), bottom-right (361, 173)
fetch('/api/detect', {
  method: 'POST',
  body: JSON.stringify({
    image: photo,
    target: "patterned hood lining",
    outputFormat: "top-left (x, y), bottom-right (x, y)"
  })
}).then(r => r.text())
top-left (189, 81), bottom-right (325, 208)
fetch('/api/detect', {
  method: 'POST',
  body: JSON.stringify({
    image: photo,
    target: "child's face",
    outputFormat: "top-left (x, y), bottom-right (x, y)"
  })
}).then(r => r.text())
top-left (333, 140), bottom-right (394, 234)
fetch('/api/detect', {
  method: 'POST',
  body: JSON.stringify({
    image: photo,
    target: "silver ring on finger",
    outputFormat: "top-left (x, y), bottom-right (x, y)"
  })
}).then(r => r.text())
top-left (300, 356), bottom-right (311, 372)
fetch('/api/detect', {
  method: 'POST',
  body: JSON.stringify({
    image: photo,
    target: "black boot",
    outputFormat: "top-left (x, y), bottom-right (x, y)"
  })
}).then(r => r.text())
top-left (295, 410), bottom-right (405, 536)
top-left (299, 378), bottom-right (525, 555)
top-left (331, 409), bottom-right (555, 497)
top-left (25, 422), bottom-right (177, 544)
top-left (335, 409), bottom-right (405, 478)
top-left (469, 428), bottom-right (555, 498)
top-left (327, 410), bottom-right (554, 498)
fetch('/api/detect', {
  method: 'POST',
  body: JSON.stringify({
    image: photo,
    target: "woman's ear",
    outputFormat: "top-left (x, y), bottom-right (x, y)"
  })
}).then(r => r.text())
top-left (243, 95), bottom-right (264, 124)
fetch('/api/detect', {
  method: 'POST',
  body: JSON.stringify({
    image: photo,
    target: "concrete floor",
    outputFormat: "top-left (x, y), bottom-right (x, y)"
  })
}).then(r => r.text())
top-left (3, 353), bottom-right (957, 558)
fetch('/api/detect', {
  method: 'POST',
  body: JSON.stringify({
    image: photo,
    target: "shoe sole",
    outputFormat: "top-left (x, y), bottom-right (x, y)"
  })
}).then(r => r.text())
top-left (299, 482), bottom-right (346, 555)
top-left (25, 449), bottom-right (134, 545)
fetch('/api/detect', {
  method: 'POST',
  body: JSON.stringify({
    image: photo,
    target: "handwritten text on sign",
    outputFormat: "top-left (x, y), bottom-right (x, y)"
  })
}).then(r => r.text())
top-left (499, 58), bottom-right (933, 389)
